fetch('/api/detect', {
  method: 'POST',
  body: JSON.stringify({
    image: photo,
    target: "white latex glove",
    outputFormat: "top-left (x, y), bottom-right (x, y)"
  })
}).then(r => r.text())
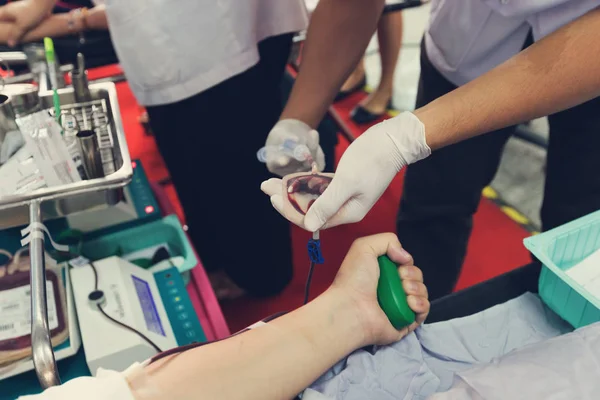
top-left (261, 112), bottom-right (431, 231)
top-left (265, 119), bottom-right (325, 177)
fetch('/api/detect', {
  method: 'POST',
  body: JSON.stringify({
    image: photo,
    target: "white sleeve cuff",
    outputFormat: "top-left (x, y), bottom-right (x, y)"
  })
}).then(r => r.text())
top-left (17, 365), bottom-right (140, 400)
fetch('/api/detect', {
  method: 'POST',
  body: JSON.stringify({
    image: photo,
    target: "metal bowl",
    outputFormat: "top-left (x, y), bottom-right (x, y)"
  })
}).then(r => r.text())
top-left (2, 84), bottom-right (40, 116)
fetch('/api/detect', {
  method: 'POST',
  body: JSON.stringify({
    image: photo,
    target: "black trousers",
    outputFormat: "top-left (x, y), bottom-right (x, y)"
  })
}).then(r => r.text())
top-left (146, 34), bottom-right (295, 297)
top-left (397, 40), bottom-right (600, 300)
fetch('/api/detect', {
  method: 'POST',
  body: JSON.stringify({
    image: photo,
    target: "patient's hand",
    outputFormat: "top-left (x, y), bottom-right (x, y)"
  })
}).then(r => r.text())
top-left (331, 233), bottom-right (429, 346)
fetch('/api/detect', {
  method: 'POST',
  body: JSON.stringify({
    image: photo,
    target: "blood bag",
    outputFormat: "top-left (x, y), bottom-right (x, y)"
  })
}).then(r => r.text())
top-left (282, 171), bottom-right (334, 218)
top-left (0, 248), bottom-right (68, 366)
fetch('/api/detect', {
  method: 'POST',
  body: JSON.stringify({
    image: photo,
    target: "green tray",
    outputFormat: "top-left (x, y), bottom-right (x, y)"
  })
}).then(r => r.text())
top-left (80, 215), bottom-right (197, 274)
top-left (525, 210), bottom-right (600, 328)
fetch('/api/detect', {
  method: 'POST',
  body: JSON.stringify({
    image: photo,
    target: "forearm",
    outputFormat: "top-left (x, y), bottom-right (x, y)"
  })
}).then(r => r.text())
top-left (19, 6), bottom-right (107, 43)
top-left (136, 289), bottom-right (365, 400)
top-left (83, 5), bottom-right (108, 30)
top-left (415, 7), bottom-right (600, 150)
top-left (37, 0), bottom-right (57, 13)
top-left (18, 13), bottom-right (75, 42)
top-left (280, 0), bottom-right (385, 128)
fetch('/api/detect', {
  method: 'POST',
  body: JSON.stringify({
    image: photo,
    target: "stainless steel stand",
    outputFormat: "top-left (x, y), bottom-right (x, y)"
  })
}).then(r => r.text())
top-left (29, 201), bottom-right (61, 388)
top-left (0, 79), bottom-right (132, 387)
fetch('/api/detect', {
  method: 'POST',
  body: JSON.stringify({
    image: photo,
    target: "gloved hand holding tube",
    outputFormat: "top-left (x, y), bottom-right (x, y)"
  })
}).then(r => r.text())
top-left (261, 4), bottom-right (600, 233)
top-left (261, 111), bottom-right (430, 232)
top-left (264, 119), bottom-right (326, 177)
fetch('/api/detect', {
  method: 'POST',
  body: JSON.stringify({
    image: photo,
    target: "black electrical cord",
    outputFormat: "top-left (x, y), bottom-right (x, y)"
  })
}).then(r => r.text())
top-left (88, 260), bottom-right (163, 353)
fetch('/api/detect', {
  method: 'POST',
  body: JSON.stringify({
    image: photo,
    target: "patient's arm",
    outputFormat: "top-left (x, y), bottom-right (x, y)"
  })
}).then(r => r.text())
top-left (416, 7), bottom-right (600, 150)
top-left (142, 289), bottom-right (367, 400)
top-left (22, 235), bottom-right (428, 400)
top-left (131, 234), bottom-right (429, 400)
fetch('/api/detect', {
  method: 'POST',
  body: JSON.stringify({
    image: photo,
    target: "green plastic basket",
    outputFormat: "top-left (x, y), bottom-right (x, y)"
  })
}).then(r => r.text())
top-left (80, 215), bottom-right (197, 274)
top-left (524, 210), bottom-right (600, 328)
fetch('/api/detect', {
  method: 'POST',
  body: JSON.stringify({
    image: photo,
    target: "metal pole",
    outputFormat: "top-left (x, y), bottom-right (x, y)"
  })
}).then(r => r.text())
top-left (29, 200), bottom-right (61, 388)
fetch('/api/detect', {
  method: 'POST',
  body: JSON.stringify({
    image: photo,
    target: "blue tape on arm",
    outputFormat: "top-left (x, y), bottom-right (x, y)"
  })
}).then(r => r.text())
top-left (307, 239), bottom-right (324, 264)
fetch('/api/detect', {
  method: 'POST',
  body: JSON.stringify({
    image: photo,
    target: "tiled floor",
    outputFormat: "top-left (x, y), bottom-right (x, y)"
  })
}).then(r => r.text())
top-left (363, 3), bottom-right (547, 229)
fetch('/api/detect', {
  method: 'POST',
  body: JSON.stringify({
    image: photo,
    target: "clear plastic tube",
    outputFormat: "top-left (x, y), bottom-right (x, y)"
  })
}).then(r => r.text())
top-left (257, 139), bottom-right (311, 164)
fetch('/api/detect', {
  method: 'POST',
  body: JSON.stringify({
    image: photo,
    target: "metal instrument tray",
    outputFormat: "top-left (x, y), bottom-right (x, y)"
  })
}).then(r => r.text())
top-left (0, 82), bottom-right (132, 229)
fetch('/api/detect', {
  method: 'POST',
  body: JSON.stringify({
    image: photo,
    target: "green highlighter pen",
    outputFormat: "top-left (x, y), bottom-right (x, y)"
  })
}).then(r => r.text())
top-left (44, 37), bottom-right (62, 124)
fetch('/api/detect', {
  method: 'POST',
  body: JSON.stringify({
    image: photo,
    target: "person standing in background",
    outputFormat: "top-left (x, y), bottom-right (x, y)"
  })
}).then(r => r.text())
top-left (0, 0), bottom-right (314, 299)
top-left (395, 0), bottom-right (600, 299)
top-left (104, 0), bottom-right (312, 299)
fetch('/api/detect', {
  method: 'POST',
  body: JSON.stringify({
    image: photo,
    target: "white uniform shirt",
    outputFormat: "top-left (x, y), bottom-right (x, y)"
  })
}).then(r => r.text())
top-left (425, 0), bottom-right (600, 86)
top-left (104, 0), bottom-right (308, 106)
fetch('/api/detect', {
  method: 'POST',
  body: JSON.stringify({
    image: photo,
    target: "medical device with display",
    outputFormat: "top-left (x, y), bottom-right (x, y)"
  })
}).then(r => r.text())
top-left (70, 255), bottom-right (205, 375)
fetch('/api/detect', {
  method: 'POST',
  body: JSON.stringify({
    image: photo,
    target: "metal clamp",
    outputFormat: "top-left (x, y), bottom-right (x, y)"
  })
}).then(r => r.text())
top-left (28, 200), bottom-right (61, 388)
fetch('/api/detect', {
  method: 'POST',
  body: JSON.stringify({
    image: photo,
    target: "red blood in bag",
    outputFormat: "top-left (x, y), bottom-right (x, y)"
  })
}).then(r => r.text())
top-left (0, 266), bottom-right (66, 353)
top-left (286, 174), bottom-right (333, 215)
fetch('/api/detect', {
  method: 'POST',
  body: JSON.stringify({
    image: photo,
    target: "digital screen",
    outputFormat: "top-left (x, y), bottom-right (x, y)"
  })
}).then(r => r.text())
top-left (131, 275), bottom-right (166, 337)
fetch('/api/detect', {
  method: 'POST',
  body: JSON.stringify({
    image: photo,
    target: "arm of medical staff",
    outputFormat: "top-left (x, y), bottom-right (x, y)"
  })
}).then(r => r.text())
top-left (0, 5), bottom-right (108, 45)
top-left (0, 0), bottom-right (57, 46)
top-left (134, 235), bottom-right (428, 400)
top-left (279, 0), bottom-right (386, 128)
top-left (417, 7), bottom-right (600, 150)
top-left (263, 7), bottom-right (600, 232)
top-left (264, 0), bottom-right (384, 176)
